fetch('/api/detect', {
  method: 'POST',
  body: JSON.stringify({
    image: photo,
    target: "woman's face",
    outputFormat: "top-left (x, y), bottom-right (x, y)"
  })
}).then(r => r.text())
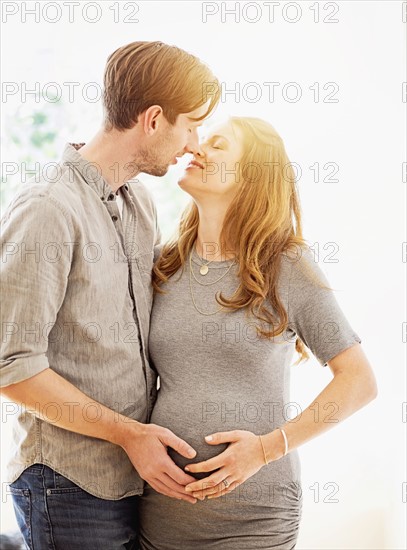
top-left (178, 120), bottom-right (245, 203)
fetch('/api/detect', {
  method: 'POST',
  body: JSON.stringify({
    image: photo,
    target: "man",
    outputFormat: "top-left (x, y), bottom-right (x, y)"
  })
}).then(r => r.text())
top-left (0, 41), bottom-right (220, 549)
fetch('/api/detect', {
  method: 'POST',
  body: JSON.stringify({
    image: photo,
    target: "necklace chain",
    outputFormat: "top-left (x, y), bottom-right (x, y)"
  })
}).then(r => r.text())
top-left (189, 251), bottom-right (235, 315)
top-left (191, 250), bottom-right (237, 287)
top-left (194, 246), bottom-right (233, 276)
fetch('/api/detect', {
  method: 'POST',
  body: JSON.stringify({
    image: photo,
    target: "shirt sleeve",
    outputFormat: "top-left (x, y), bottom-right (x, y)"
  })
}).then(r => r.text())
top-left (287, 246), bottom-right (362, 367)
top-left (0, 194), bottom-right (73, 387)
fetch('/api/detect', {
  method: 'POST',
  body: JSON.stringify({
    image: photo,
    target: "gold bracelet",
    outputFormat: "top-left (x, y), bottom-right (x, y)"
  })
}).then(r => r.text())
top-left (277, 427), bottom-right (289, 457)
top-left (258, 434), bottom-right (269, 465)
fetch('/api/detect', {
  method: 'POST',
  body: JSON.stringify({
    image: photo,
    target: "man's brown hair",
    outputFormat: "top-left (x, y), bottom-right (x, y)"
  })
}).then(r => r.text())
top-left (103, 41), bottom-right (221, 131)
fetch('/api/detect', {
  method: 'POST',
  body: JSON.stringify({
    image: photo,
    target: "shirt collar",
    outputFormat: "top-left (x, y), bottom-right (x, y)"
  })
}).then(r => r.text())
top-left (62, 142), bottom-right (129, 201)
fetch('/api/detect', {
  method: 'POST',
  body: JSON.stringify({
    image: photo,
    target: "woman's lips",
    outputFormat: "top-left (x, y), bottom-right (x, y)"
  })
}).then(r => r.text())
top-left (186, 160), bottom-right (204, 170)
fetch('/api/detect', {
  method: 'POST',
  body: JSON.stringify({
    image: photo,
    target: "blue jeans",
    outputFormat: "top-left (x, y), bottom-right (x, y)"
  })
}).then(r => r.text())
top-left (9, 463), bottom-right (140, 549)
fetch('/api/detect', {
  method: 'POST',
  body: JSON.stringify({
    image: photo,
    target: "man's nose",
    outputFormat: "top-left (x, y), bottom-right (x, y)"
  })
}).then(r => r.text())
top-left (186, 130), bottom-right (204, 157)
top-left (187, 143), bottom-right (204, 158)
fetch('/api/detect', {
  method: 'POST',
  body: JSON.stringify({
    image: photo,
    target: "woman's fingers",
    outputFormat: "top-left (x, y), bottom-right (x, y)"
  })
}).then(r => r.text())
top-left (206, 480), bottom-right (240, 500)
top-left (148, 477), bottom-right (198, 504)
top-left (184, 430), bottom-right (264, 496)
top-left (184, 430), bottom-right (244, 479)
top-left (204, 431), bottom-right (241, 445)
top-left (160, 471), bottom-right (200, 500)
top-left (184, 449), bottom-right (230, 476)
top-left (198, 479), bottom-right (240, 500)
top-left (185, 470), bottom-right (231, 495)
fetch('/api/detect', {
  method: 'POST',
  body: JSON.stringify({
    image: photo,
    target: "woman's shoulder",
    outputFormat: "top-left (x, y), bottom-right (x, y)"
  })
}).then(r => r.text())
top-left (153, 243), bottom-right (165, 263)
top-left (280, 243), bottom-right (322, 278)
top-left (275, 244), bottom-right (331, 302)
top-left (276, 243), bottom-right (311, 276)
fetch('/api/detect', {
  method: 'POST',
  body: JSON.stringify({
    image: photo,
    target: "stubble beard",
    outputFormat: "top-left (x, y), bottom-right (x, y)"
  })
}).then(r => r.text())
top-left (136, 127), bottom-right (176, 177)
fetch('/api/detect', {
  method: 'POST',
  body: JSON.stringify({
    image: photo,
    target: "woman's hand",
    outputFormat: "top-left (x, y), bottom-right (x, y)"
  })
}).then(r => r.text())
top-left (183, 430), bottom-right (269, 500)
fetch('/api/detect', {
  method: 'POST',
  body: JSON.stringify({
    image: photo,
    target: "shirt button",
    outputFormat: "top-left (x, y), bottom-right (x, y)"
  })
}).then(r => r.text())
top-left (111, 215), bottom-right (118, 222)
top-left (108, 193), bottom-right (115, 201)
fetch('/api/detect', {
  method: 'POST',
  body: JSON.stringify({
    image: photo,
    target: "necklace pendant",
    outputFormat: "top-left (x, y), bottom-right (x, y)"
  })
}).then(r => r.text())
top-left (200, 264), bottom-right (209, 276)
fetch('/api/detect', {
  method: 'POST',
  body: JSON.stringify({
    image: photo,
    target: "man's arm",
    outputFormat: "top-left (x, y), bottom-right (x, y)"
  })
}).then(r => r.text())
top-left (1, 194), bottom-right (197, 503)
top-left (1, 368), bottom-right (198, 503)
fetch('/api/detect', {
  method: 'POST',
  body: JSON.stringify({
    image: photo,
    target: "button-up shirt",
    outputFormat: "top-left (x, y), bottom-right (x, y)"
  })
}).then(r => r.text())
top-left (0, 143), bottom-right (161, 499)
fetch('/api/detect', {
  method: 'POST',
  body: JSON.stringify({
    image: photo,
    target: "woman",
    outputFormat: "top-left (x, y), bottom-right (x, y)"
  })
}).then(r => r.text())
top-left (137, 117), bottom-right (377, 549)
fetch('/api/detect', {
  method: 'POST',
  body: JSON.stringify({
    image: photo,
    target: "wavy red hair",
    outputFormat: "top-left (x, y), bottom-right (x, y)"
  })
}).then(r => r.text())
top-left (153, 117), bottom-right (331, 365)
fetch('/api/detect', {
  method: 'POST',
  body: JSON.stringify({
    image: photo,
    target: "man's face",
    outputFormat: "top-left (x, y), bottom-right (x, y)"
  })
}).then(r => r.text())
top-left (136, 103), bottom-right (209, 177)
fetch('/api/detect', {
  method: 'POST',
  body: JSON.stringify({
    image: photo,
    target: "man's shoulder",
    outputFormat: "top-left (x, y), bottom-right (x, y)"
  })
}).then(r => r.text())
top-left (128, 178), bottom-right (155, 204)
top-left (2, 165), bottom-right (82, 221)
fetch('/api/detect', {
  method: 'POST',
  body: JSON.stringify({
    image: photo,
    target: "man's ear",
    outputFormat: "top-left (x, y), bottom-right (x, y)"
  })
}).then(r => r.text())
top-left (142, 105), bottom-right (163, 135)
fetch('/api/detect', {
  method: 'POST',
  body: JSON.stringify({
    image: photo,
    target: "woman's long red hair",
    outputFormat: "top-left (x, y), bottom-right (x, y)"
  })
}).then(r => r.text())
top-left (153, 117), bottom-right (331, 365)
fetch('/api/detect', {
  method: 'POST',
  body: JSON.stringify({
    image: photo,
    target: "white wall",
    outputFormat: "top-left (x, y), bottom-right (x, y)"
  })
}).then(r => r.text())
top-left (1, 1), bottom-right (405, 547)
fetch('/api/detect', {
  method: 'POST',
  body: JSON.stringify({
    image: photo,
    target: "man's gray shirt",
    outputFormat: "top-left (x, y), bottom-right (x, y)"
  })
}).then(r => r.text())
top-left (0, 143), bottom-right (161, 499)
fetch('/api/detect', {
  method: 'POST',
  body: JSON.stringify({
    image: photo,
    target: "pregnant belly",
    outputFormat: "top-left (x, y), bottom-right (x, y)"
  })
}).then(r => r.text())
top-left (147, 391), bottom-right (303, 514)
top-left (149, 389), bottom-right (300, 484)
top-left (150, 392), bottom-right (229, 480)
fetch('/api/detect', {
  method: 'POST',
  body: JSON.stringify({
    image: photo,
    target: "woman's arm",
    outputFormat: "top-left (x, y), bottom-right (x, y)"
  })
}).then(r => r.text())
top-left (265, 342), bottom-right (377, 458)
top-left (184, 342), bottom-right (377, 500)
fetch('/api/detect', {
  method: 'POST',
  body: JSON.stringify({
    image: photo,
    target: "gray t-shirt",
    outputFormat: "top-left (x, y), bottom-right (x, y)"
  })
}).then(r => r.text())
top-left (138, 244), bottom-right (361, 549)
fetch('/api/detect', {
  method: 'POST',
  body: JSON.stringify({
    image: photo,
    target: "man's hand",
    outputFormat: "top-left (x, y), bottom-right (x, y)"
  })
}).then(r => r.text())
top-left (121, 423), bottom-right (199, 504)
top-left (1, 369), bottom-right (198, 503)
